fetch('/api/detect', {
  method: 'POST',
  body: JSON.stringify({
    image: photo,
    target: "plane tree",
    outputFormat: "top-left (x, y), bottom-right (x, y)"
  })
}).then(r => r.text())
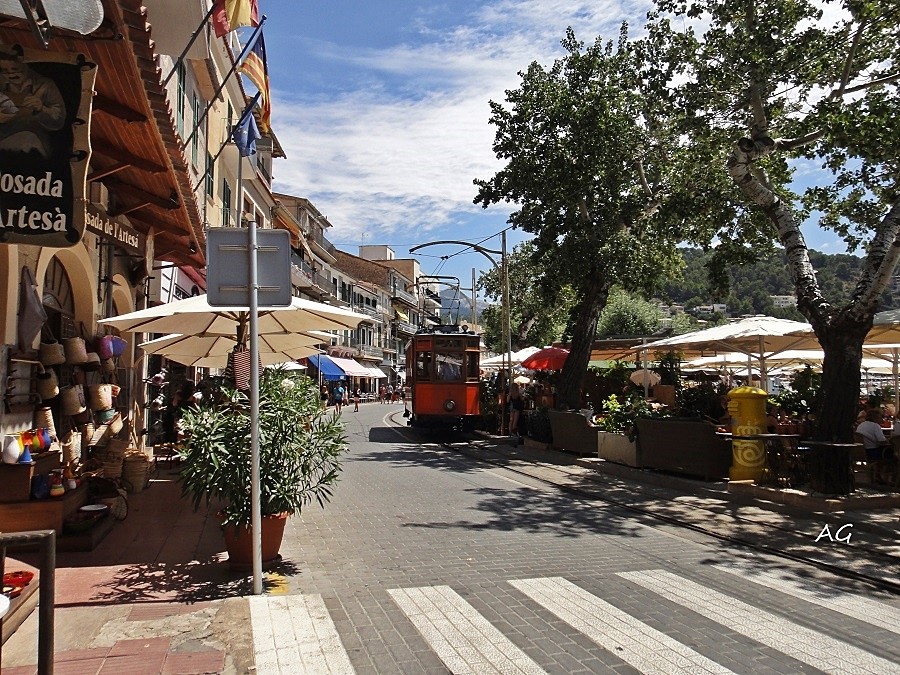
top-left (647, 0), bottom-right (900, 441)
top-left (474, 26), bottom-right (695, 409)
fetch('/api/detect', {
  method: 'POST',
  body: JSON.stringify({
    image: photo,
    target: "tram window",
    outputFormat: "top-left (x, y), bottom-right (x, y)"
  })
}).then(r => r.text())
top-left (416, 351), bottom-right (432, 380)
top-left (465, 354), bottom-right (479, 380)
top-left (435, 353), bottom-right (463, 381)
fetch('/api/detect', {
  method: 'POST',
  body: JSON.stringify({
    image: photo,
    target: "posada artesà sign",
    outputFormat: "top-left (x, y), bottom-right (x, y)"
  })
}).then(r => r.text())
top-left (0, 44), bottom-right (96, 247)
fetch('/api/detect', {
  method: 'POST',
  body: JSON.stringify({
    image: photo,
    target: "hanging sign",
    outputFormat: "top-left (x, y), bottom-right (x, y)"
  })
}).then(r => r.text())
top-left (85, 205), bottom-right (145, 255)
top-left (0, 44), bottom-right (96, 247)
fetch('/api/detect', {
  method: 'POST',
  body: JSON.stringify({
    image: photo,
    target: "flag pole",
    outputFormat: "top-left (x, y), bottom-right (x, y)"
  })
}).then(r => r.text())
top-left (193, 91), bottom-right (261, 192)
top-left (181, 16), bottom-right (267, 154)
top-left (161, 3), bottom-right (216, 89)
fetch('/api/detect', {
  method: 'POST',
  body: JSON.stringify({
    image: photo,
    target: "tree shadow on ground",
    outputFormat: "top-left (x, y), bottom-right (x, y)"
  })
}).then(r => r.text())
top-left (64, 557), bottom-right (304, 606)
top-left (400, 481), bottom-right (646, 540)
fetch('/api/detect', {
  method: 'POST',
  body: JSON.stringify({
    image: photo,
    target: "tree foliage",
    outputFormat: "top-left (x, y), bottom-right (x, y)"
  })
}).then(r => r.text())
top-left (474, 26), bottom-right (689, 408)
top-left (596, 287), bottom-right (663, 338)
top-left (647, 0), bottom-right (900, 441)
top-left (477, 241), bottom-right (574, 351)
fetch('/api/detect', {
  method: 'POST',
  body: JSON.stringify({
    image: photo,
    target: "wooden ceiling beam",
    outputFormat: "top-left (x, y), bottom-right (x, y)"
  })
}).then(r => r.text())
top-left (109, 200), bottom-right (151, 217)
top-left (103, 178), bottom-right (180, 211)
top-left (92, 140), bottom-right (166, 174)
top-left (87, 162), bottom-right (129, 182)
top-left (93, 93), bottom-right (147, 123)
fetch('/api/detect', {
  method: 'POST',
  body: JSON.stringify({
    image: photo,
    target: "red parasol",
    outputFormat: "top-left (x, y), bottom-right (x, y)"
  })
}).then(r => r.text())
top-left (521, 346), bottom-right (570, 371)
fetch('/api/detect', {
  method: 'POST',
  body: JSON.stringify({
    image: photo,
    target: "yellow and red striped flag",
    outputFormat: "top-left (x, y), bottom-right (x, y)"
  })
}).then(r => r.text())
top-left (239, 31), bottom-right (270, 133)
top-left (211, 0), bottom-right (259, 38)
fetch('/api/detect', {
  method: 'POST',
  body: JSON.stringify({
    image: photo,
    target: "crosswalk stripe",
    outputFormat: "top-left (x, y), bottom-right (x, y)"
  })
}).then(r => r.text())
top-left (510, 577), bottom-right (735, 675)
top-left (388, 585), bottom-right (546, 674)
top-left (618, 570), bottom-right (900, 675)
top-left (713, 563), bottom-right (900, 634)
top-left (250, 594), bottom-right (356, 674)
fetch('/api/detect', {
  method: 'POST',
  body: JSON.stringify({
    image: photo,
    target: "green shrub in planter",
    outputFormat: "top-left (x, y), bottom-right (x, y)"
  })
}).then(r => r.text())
top-left (526, 406), bottom-right (552, 443)
top-left (178, 368), bottom-right (348, 528)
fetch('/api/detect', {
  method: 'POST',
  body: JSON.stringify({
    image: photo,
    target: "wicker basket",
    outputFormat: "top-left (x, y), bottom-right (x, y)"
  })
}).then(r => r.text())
top-left (122, 453), bottom-right (150, 493)
top-left (62, 430), bottom-right (82, 463)
top-left (39, 341), bottom-right (65, 366)
top-left (88, 384), bottom-right (114, 411)
top-left (61, 385), bottom-right (86, 415)
top-left (37, 368), bottom-right (59, 400)
top-left (95, 453), bottom-right (123, 479)
top-left (63, 337), bottom-right (89, 364)
top-left (35, 406), bottom-right (57, 438)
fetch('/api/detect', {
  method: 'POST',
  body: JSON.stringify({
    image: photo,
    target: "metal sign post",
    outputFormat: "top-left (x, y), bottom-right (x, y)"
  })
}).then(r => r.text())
top-left (207, 226), bottom-right (291, 594)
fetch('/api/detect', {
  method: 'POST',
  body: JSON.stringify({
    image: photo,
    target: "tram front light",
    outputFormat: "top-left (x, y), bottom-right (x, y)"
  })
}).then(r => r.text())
top-left (443, 399), bottom-right (456, 412)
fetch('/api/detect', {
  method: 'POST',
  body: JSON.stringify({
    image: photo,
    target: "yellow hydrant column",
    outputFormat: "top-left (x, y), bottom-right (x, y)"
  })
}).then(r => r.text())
top-left (726, 386), bottom-right (769, 481)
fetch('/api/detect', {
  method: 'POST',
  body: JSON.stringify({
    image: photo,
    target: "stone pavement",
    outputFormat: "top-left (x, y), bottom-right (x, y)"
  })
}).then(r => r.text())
top-left (2, 402), bottom-right (899, 673)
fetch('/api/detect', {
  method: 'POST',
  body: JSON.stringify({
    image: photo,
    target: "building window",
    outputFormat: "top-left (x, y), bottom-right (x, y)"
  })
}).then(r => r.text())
top-left (191, 93), bottom-right (201, 166)
top-left (205, 152), bottom-right (215, 195)
top-left (222, 179), bottom-right (232, 226)
top-left (227, 100), bottom-right (233, 135)
top-left (176, 62), bottom-right (186, 136)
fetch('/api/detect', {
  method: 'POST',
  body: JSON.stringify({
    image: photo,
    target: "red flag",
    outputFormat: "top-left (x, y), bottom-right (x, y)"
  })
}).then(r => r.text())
top-left (211, 0), bottom-right (259, 38)
top-left (239, 31), bottom-right (270, 133)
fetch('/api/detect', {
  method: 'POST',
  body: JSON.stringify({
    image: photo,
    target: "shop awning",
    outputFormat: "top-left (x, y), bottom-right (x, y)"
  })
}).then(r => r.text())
top-left (328, 356), bottom-right (372, 377)
top-left (394, 308), bottom-right (410, 322)
top-left (363, 366), bottom-right (387, 379)
top-left (307, 354), bottom-right (345, 380)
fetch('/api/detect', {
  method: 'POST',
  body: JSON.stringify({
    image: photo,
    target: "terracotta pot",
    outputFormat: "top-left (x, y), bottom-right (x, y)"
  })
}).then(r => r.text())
top-left (222, 513), bottom-right (289, 568)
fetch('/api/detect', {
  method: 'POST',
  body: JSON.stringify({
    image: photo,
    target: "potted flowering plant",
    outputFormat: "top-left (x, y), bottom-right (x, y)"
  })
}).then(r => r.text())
top-left (178, 367), bottom-right (348, 566)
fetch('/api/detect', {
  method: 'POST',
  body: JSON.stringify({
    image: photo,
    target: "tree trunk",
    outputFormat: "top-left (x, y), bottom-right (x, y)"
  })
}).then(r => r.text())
top-left (728, 136), bottom-right (899, 443)
top-left (814, 321), bottom-right (868, 442)
top-left (556, 281), bottom-right (608, 409)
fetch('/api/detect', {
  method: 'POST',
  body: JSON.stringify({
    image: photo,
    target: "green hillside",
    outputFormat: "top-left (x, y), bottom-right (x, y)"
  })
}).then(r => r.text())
top-left (659, 248), bottom-right (899, 318)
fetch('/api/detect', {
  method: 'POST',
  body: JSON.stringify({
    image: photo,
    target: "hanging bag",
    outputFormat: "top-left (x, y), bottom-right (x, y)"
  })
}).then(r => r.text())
top-left (226, 348), bottom-right (261, 391)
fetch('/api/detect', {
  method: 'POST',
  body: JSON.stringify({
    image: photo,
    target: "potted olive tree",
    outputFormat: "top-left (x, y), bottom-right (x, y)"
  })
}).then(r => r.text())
top-left (178, 368), bottom-right (347, 567)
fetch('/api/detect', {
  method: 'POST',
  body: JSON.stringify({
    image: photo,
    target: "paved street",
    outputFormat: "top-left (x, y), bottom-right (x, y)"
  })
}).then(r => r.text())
top-left (254, 402), bottom-right (900, 673)
top-left (3, 400), bottom-right (899, 674)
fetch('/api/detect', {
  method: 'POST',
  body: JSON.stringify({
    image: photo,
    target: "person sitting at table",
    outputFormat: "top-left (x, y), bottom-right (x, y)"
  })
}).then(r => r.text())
top-left (766, 405), bottom-right (779, 433)
top-left (856, 408), bottom-right (890, 482)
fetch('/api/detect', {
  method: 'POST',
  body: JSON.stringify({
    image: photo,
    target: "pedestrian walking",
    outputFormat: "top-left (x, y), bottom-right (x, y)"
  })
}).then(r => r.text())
top-left (379, 385), bottom-right (386, 404)
top-left (387, 384), bottom-right (394, 402)
top-left (353, 388), bottom-right (361, 412)
top-left (320, 384), bottom-right (329, 409)
top-left (334, 383), bottom-right (345, 413)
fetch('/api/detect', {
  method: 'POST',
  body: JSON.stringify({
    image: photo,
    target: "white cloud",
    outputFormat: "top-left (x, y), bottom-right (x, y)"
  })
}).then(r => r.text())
top-left (271, 1), bottom-right (643, 243)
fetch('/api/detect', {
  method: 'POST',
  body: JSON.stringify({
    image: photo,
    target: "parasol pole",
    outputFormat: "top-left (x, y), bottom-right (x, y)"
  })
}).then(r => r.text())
top-left (892, 348), bottom-right (899, 413)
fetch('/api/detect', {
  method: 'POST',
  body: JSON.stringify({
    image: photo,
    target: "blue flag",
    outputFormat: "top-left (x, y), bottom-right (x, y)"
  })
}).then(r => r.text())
top-left (232, 96), bottom-right (260, 156)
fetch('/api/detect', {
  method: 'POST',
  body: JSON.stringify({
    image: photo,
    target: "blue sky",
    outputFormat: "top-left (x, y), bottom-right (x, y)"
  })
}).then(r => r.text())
top-left (261, 1), bottom-right (846, 292)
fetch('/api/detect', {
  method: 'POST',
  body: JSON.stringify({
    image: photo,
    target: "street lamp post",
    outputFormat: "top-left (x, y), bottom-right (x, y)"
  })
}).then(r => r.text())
top-left (409, 239), bottom-right (513, 435)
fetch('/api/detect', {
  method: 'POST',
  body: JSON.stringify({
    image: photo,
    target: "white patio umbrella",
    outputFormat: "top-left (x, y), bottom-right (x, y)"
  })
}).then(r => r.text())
top-left (137, 333), bottom-right (323, 369)
top-left (631, 316), bottom-right (818, 392)
top-left (99, 294), bottom-right (367, 336)
top-left (481, 346), bottom-right (541, 368)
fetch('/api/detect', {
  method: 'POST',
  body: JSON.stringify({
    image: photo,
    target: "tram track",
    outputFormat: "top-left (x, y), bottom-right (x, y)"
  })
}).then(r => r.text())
top-left (385, 411), bottom-right (900, 596)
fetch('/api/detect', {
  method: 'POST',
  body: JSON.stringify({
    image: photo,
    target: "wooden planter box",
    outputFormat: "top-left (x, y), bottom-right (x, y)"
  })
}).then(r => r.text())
top-left (0, 452), bottom-right (61, 503)
top-left (0, 482), bottom-right (86, 534)
top-left (598, 432), bottom-right (639, 467)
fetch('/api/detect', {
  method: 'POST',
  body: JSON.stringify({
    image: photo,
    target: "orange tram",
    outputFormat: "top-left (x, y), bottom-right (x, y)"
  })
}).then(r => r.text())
top-left (405, 325), bottom-right (481, 430)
